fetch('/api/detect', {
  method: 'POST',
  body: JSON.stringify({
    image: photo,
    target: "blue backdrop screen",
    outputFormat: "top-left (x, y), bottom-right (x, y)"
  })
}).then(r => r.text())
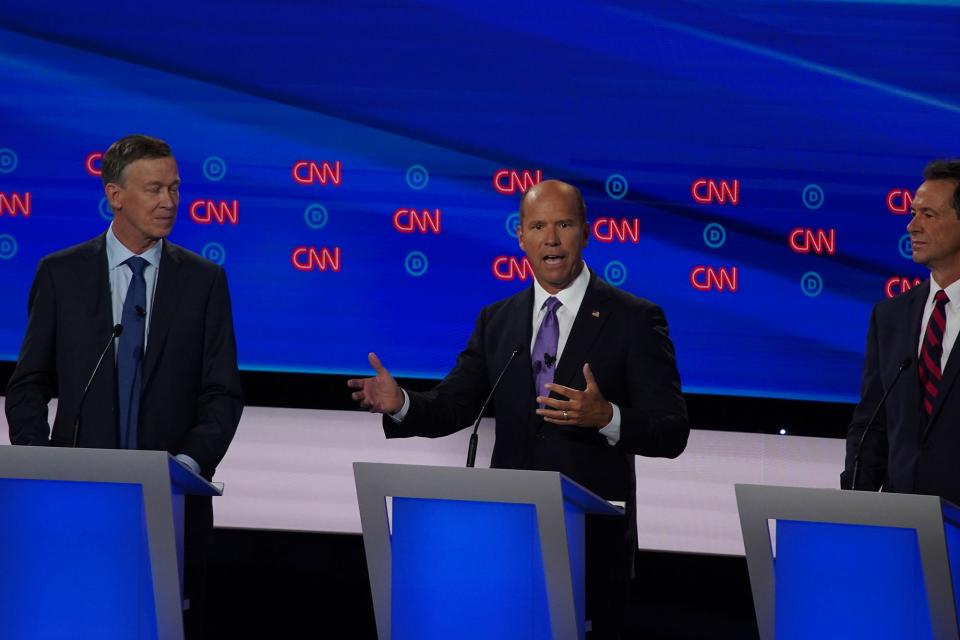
top-left (1, 1), bottom-right (958, 403)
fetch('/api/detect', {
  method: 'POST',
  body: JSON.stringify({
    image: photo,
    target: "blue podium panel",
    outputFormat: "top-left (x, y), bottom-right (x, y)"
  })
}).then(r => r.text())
top-left (391, 498), bottom-right (550, 640)
top-left (563, 502), bottom-right (586, 635)
top-left (0, 479), bottom-right (157, 640)
top-left (776, 520), bottom-right (931, 640)
top-left (945, 520), bottom-right (960, 624)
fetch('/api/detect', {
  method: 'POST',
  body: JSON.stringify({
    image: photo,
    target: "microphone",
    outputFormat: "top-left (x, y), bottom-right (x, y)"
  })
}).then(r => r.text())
top-left (135, 305), bottom-right (146, 318)
top-left (543, 352), bottom-right (556, 367)
top-left (848, 356), bottom-right (911, 490)
top-left (466, 347), bottom-right (522, 468)
top-left (72, 324), bottom-right (123, 447)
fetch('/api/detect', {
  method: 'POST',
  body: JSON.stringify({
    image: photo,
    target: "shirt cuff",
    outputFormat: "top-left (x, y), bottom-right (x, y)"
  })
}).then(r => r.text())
top-left (598, 403), bottom-right (621, 445)
top-left (175, 453), bottom-right (201, 475)
top-left (388, 390), bottom-right (411, 423)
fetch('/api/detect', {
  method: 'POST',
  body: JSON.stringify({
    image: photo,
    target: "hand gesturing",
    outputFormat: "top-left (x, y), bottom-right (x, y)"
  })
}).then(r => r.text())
top-left (535, 363), bottom-right (613, 428)
top-left (346, 352), bottom-right (405, 414)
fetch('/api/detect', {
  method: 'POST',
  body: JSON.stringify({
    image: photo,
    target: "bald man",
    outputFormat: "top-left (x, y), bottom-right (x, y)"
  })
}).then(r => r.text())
top-left (349, 180), bottom-right (689, 638)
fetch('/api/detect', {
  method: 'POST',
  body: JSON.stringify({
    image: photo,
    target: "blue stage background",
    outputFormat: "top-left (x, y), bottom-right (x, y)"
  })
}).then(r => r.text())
top-left (1, 1), bottom-right (958, 403)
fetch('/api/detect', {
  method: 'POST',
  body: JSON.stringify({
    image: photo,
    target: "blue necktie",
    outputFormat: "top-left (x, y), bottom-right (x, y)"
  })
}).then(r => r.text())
top-left (117, 256), bottom-right (147, 449)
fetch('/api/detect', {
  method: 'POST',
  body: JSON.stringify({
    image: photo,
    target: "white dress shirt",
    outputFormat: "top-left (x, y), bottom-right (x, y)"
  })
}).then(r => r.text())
top-left (392, 263), bottom-right (622, 444)
top-left (530, 263), bottom-right (590, 369)
top-left (917, 275), bottom-right (960, 372)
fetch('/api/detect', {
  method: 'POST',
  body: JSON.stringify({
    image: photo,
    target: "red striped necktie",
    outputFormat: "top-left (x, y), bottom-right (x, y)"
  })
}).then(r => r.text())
top-left (918, 289), bottom-right (950, 417)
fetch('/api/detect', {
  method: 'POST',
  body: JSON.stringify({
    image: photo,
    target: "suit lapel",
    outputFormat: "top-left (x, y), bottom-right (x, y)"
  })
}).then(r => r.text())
top-left (554, 273), bottom-right (612, 389)
top-left (505, 287), bottom-right (535, 402)
top-left (927, 284), bottom-right (960, 432)
top-left (931, 354), bottom-right (960, 429)
top-left (902, 282), bottom-right (927, 438)
top-left (87, 235), bottom-right (114, 332)
top-left (142, 241), bottom-right (180, 389)
top-left (907, 280), bottom-right (928, 363)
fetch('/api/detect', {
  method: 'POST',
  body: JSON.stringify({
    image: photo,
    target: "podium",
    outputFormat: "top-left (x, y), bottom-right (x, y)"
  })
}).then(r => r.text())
top-left (353, 462), bottom-right (622, 640)
top-left (736, 484), bottom-right (960, 640)
top-left (0, 446), bottom-right (221, 640)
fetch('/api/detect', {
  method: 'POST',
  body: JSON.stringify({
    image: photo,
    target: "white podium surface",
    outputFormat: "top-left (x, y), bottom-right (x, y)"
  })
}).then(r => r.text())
top-left (0, 400), bottom-right (843, 555)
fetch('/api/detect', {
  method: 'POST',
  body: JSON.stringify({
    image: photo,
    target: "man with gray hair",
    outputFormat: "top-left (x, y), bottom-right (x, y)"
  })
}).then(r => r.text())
top-left (6, 134), bottom-right (243, 639)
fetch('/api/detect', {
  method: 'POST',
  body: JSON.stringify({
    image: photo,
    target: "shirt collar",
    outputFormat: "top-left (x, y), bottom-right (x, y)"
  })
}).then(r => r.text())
top-left (106, 223), bottom-right (163, 271)
top-left (532, 261), bottom-right (591, 315)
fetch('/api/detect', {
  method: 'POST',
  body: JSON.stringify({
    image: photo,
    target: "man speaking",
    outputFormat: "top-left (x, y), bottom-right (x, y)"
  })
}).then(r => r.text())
top-left (5, 134), bottom-right (243, 638)
top-left (844, 160), bottom-right (960, 505)
top-left (348, 179), bottom-right (689, 638)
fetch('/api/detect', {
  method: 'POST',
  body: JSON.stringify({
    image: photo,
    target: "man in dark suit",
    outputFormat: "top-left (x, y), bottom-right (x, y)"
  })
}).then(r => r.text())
top-left (348, 179), bottom-right (689, 638)
top-left (5, 134), bottom-right (243, 639)
top-left (843, 160), bottom-right (960, 505)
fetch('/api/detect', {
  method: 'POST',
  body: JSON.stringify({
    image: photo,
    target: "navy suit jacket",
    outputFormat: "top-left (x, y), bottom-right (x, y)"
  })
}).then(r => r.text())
top-left (384, 271), bottom-right (690, 516)
top-left (5, 234), bottom-right (243, 479)
top-left (843, 280), bottom-right (960, 505)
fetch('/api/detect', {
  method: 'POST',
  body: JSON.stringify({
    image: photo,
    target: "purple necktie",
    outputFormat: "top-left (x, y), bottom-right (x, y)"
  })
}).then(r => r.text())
top-left (532, 297), bottom-right (562, 400)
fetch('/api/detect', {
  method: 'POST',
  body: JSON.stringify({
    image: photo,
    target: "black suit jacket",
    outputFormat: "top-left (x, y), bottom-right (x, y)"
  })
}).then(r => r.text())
top-left (842, 280), bottom-right (960, 505)
top-left (384, 271), bottom-right (690, 511)
top-left (5, 234), bottom-right (243, 479)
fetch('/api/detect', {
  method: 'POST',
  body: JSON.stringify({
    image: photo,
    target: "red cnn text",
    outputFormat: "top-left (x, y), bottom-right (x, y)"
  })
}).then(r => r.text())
top-left (690, 266), bottom-right (739, 292)
top-left (885, 276), bottom-right (923, 298)
top-left (292, 161), bottom-right (342, 186)
top-left (0, 192), bottom-right (31, 217)
top-left (788, 228), bottom-right (836, 255)
top-left (190, 200), bottom-right (239, 225)
top-left (691, 179), bottom-right (740, 205)
top-left (492, 256), bottom-right (533, 281)
top-left (592, 218), bottom-right (639, 243)
top-left (493, 169), bottom-right (542, 195)
top-left (393, 208), bottom-right (441, 234)
top-left (886, 189), bottom-right (913, 215)
top-left (85, 152), bottom-right (103, 177)
top-left (292, 247), bottom-right (341, 272)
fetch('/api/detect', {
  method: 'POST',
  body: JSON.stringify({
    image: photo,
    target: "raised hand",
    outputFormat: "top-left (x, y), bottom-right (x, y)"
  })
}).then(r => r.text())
top-left (346, 352), bottom-right (405, 414)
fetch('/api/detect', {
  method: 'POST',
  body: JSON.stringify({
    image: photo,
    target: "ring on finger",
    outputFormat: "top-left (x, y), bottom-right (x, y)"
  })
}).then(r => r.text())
top-left (562, 410), bottom-right (569, 420)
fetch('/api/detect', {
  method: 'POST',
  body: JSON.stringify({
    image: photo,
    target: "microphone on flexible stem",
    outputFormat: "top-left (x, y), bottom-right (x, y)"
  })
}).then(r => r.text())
top-left (466, 347), bottom-right (521, 468)
top-left (848, 356), bottom-right (912, 490)
top-left (72, 324), bottom-right (123, 448)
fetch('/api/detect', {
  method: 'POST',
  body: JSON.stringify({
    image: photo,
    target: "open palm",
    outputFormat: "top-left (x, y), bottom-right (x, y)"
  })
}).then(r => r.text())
top-left (346, 352), bottom-right (404, 414)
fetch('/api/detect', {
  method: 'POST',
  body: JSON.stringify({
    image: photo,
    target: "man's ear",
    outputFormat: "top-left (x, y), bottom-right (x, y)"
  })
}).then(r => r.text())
top-left (104, 183), bottom-right (123, 211)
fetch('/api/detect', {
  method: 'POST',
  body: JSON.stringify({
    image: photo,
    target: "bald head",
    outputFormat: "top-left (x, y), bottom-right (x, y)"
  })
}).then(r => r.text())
top-left (519, 180), bottom-right (586, 224)
top-left (516, 179), bottom-right (590, 293)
